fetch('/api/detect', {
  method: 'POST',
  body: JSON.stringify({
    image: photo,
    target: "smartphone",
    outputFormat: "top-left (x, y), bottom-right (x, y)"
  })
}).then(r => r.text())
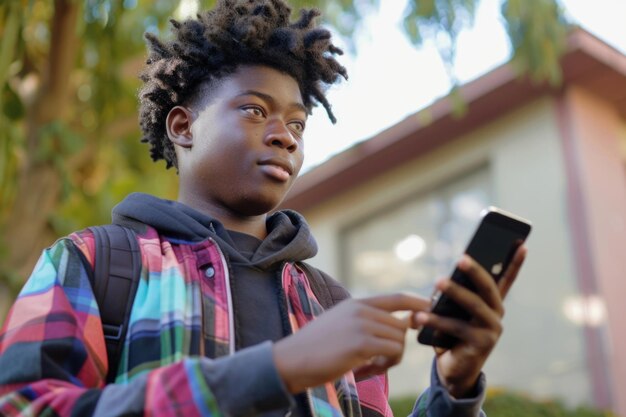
top-left (417, 206), bottom-right (532, 348)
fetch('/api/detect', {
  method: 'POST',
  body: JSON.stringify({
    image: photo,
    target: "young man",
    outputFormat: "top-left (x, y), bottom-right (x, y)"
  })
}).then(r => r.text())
top-left (0, 1), bottom-right (526, 416)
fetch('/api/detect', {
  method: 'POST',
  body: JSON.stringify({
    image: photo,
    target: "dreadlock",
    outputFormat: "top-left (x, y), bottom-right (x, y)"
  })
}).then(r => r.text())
top-left (138, 0), bottom-right (348, 169)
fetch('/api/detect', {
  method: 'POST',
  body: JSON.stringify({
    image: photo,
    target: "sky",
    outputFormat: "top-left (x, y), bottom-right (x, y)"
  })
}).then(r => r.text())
top-left (300, 0), bottom-right (626, 172)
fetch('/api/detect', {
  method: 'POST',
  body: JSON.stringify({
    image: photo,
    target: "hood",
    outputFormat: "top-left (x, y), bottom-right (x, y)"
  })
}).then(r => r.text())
top-left (111, 192), bottom-right (318, 270)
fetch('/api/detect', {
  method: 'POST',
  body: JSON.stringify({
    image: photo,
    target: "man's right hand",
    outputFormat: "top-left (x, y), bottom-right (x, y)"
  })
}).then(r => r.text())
top-left (273, 293), bottom-right (430, 394)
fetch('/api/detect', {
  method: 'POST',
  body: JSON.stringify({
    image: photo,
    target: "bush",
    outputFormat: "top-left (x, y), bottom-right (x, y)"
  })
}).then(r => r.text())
top-left (388, 389), bottom-right (616, 417)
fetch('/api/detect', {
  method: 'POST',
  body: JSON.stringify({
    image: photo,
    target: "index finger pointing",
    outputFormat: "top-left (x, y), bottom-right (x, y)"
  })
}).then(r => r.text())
top-left (361, 292), bottom-right (430, 313)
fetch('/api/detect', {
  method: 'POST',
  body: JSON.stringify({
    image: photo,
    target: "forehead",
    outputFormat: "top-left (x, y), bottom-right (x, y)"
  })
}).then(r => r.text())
top-left (194, 65), bottom-right (305, 109)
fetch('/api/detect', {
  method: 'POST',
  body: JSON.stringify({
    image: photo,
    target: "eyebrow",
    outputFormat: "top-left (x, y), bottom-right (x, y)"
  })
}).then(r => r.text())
top-left (235, 90), bottom-right (308, 115)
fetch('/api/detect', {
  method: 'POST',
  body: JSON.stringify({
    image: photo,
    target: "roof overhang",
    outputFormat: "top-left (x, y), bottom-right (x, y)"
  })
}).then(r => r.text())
top-left (281, 28), bottom-right (626, 212)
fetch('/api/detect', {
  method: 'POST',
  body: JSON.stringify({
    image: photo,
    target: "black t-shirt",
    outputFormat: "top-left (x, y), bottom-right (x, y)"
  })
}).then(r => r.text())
top-left (227, 229), bottom-right (309, 417)
top-left (227, 230), bottom-right (287, 349)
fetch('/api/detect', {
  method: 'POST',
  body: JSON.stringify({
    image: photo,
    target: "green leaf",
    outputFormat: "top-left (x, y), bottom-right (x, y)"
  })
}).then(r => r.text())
top-left (2, 83), bottom-right (25, 120)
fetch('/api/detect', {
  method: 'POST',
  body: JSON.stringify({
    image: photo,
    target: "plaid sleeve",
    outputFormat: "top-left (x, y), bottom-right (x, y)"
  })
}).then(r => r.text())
top-left (0, 238), bottom-right (222, 417)
top-left (355, 367), bottom-right (486, 417)
top-left (356, 374), bottom-right (394, 417)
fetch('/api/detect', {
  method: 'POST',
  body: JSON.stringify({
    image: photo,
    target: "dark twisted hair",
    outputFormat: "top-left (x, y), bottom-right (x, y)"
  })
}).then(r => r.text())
top-left (138, 0), bottom-right (348, 169)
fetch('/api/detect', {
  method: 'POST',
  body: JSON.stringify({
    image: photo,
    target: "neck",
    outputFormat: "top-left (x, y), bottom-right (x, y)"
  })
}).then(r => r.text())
top-left (177, 195), bottom-right (268, 240)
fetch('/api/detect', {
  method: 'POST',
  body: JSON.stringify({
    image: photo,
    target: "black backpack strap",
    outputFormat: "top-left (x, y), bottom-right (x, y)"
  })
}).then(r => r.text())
top-left (88, 224), bottom-right (141, 383)
top-left (298, 261), bottom-right (350, 310)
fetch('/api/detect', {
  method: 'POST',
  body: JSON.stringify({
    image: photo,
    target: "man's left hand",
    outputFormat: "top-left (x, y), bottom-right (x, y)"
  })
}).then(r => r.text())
top-left (414, 246), bottom-right (527, 398)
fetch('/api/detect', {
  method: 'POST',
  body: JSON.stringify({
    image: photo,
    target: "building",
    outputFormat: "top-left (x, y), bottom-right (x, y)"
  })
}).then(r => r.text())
top-left (281, 28), bottom-right (626, 415)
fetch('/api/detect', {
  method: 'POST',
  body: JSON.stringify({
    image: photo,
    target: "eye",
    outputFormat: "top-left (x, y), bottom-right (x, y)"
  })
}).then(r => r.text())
top-left (288, 120), bottom-right (306, 136)
top-left (241, 105), bottom-right (266, 118)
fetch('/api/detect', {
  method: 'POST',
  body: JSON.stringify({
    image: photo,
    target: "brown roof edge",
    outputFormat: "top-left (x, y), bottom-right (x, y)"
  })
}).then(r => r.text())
top-left (280, 28), bottom-right (626, 212)
top-left (566, 27), bottom-right (626, 76)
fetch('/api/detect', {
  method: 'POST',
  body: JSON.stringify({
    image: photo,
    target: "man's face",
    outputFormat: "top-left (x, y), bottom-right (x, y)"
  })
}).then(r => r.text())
top-left (173, 65), bottom-right (307, 217)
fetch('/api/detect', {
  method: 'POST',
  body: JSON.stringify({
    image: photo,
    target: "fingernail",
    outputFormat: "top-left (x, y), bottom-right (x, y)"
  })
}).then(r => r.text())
top-left (459, 255), bottom-right (471, 269)
top-left (373, 355), bottom-right (387, 367)
top-left (415, 312), bottom-right (428, 324)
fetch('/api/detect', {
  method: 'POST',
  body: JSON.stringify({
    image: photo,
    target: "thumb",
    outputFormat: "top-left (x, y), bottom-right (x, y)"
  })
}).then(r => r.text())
top-left (499, 246), bottom-right (527, 299)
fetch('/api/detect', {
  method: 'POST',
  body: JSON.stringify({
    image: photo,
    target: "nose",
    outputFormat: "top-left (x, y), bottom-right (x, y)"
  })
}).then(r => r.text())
top-left (264, 119), bottom-right (298, 152)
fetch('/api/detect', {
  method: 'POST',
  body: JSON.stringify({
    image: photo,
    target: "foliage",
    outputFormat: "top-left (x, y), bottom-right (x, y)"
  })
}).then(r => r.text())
top-left (482, 390), bottom-right (616, 417)
top-left (329, 0), bottom-right (569, 87)
top-left (501, 0), bottom-right (569, 85)
top-left (388, 389), bottom-right (616, 417)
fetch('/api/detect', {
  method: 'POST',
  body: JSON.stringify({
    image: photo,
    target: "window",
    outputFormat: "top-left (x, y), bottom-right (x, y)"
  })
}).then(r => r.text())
top-left (342, 167), bottom-right (491, 298)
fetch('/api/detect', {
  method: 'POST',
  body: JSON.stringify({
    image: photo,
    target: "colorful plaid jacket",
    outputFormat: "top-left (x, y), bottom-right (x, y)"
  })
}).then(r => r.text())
top-left (0, 225), bottom-right (483, 417)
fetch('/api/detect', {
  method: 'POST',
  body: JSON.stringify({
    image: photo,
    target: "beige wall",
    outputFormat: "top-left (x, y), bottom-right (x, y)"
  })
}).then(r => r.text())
top-left (301, 97), bottom-right (595, 405)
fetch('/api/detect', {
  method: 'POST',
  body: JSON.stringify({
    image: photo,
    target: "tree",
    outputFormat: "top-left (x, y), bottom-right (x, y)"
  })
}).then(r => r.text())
top-left (0, 0), bottom-right (568, 322)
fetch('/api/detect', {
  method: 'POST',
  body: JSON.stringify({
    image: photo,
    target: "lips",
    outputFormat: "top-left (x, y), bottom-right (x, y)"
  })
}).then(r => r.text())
top-left (258, 157), bottom-right (294, 182)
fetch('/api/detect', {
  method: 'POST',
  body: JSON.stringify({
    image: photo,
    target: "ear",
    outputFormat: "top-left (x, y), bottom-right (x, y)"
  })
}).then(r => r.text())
top-left (166, 106), bottom-right (194, 148)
